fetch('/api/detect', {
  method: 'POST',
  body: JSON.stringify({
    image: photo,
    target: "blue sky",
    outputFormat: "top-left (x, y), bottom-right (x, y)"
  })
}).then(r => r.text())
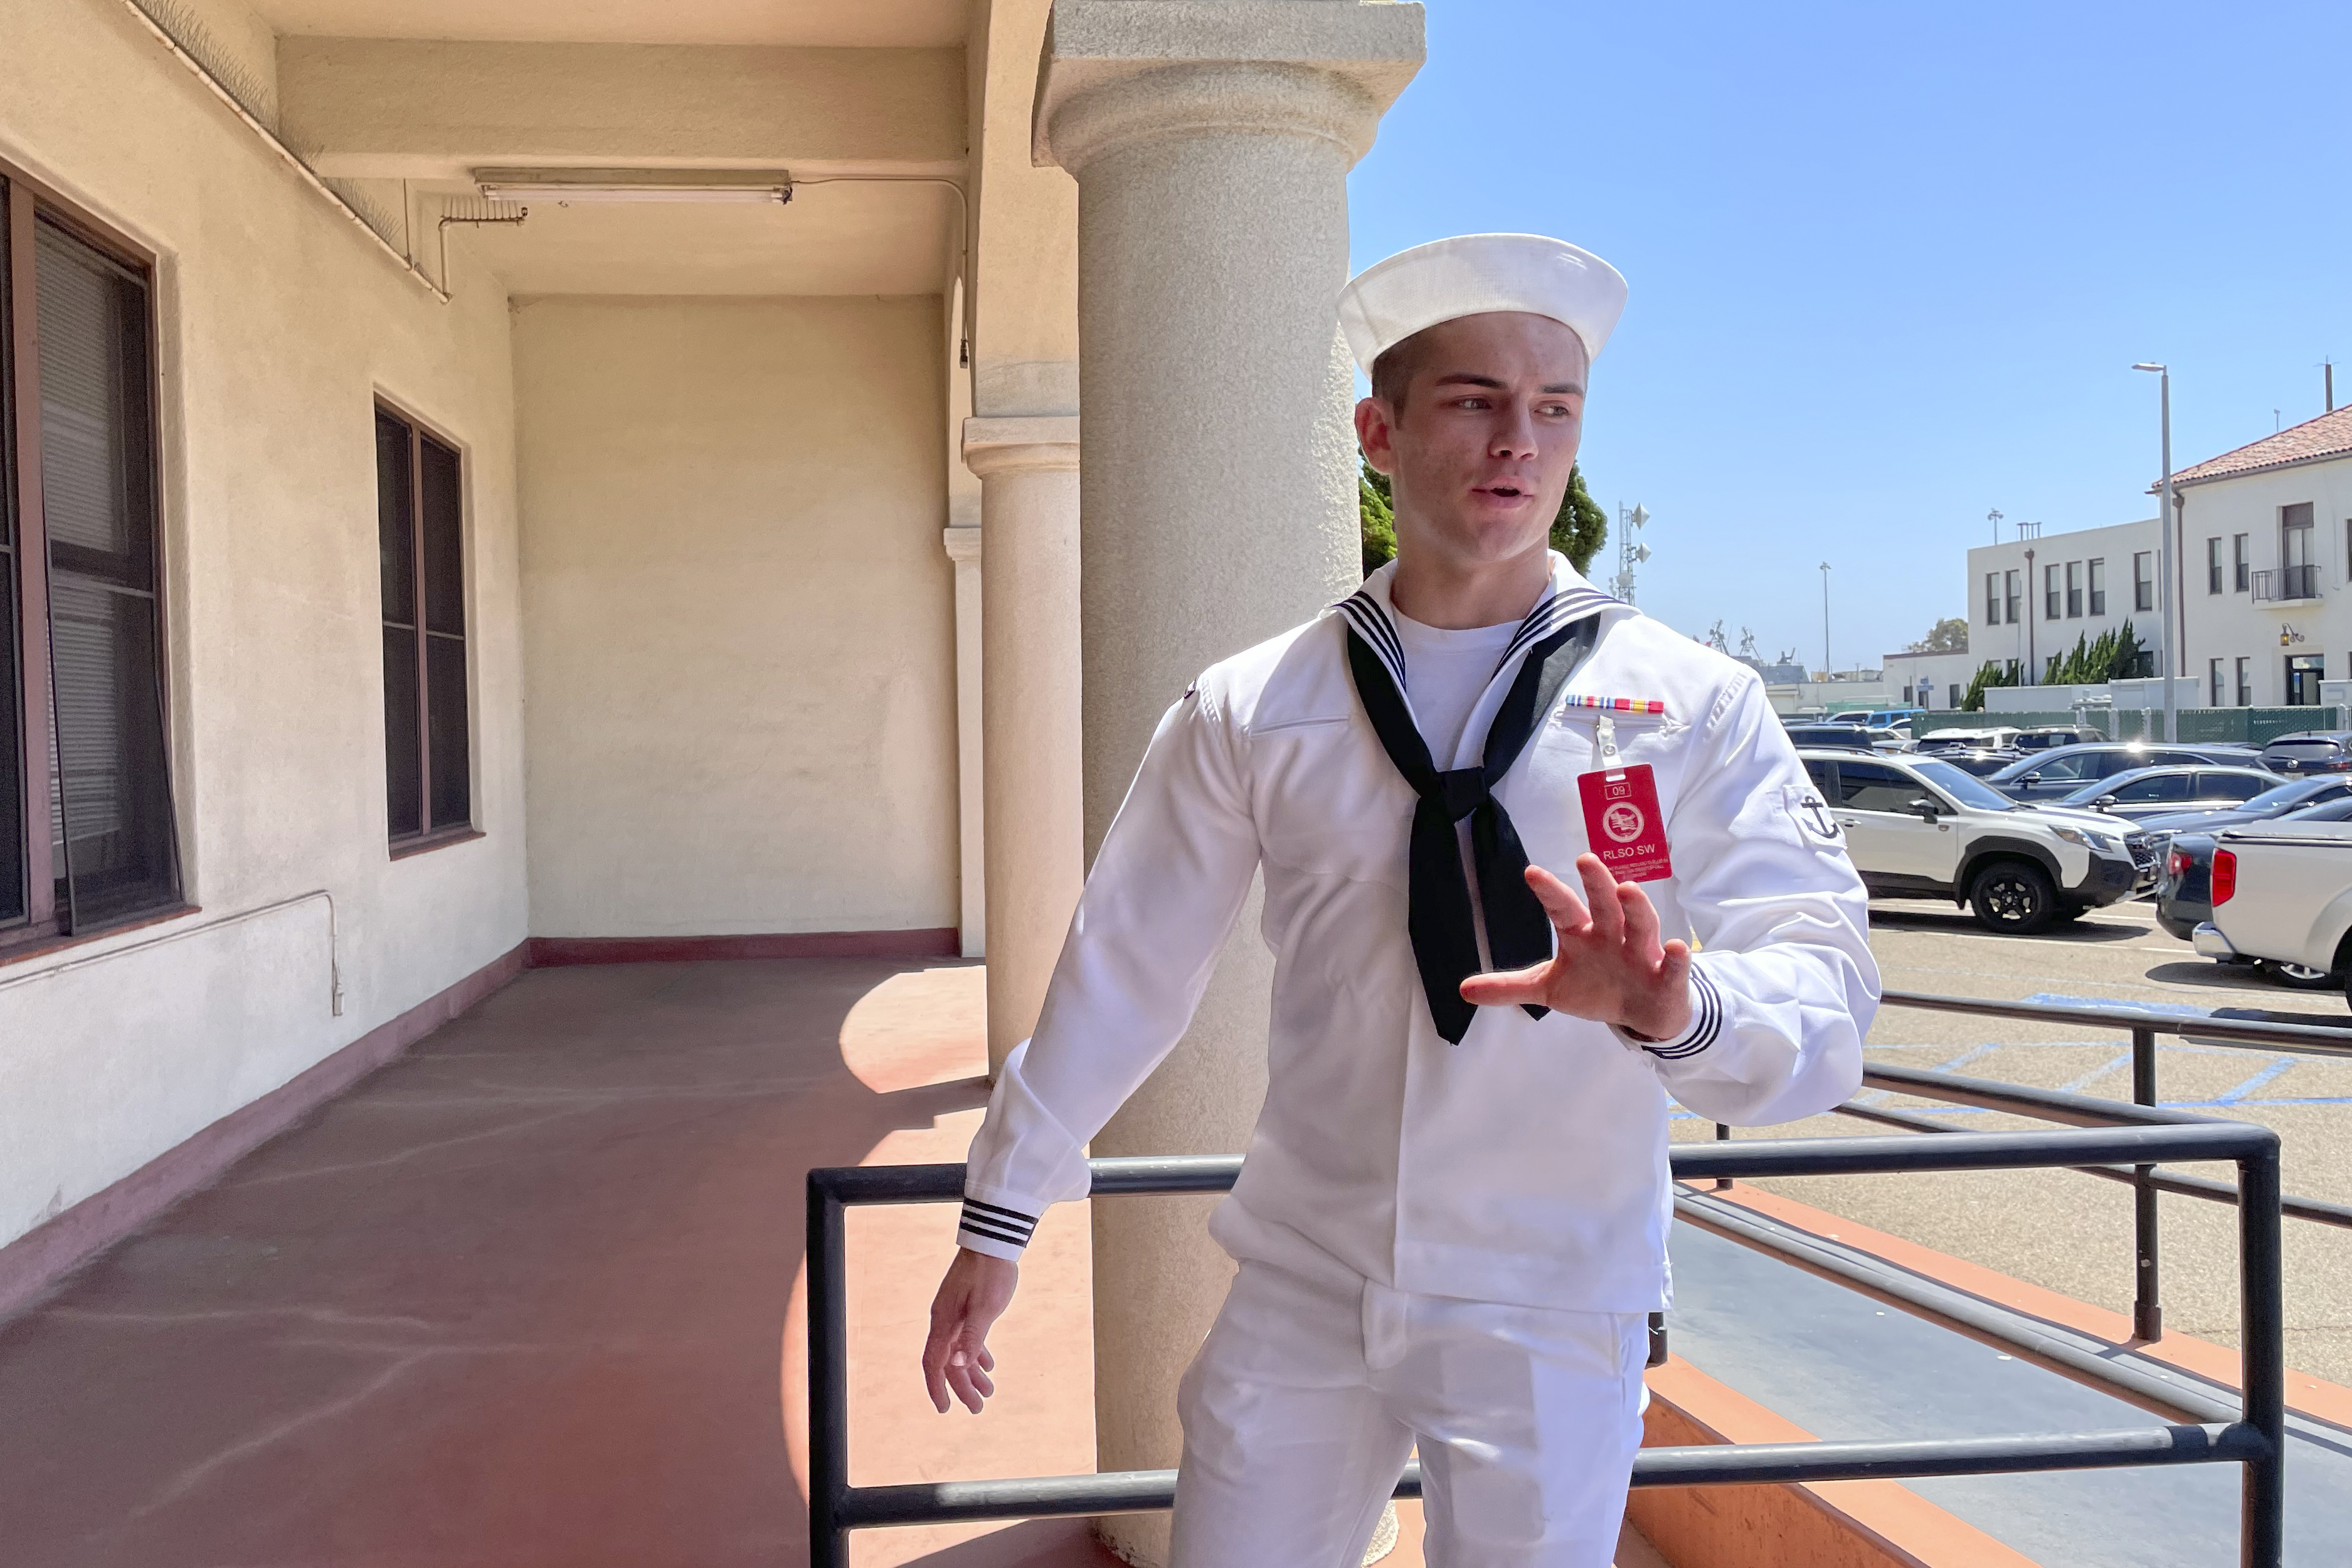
top-left (1347, 0), bottom-right (2352, 670)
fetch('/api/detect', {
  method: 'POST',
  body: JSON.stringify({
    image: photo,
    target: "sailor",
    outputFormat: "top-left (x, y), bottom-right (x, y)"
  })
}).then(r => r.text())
top-left (921, 234), bottom-right (1878, 1567)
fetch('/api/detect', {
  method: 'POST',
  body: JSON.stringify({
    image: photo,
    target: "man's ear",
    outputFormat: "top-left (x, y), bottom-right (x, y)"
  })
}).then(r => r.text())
top-left (1354, 396), bottom-right (1397, 475)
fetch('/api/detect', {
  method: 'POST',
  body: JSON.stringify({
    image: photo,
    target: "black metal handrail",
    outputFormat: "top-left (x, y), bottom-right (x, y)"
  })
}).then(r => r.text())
top-left (806, 1104), bottom-right (2286, 1567)
top-left (1870, 989), bottom-right (2352, 1338)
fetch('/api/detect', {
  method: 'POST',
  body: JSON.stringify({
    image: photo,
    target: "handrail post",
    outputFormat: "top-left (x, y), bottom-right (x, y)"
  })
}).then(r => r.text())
top-left (807, 1173), bottom-right (852, 1568)
top-left (2237, 1140), bottom-right (2286, 1568)
top-left (1714, 1121), bottom-right (1732, 1190)
top-left (2130, 1026), bottom-right (2163, 1341)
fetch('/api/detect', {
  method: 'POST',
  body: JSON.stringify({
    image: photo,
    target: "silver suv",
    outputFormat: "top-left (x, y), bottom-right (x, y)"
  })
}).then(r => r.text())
top-left (1796, 750), bottom-right (2154, 933)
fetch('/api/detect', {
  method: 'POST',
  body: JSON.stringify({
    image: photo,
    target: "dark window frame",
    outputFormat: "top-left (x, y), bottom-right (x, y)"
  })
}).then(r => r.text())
top-left (2233, 532), bottom-right (2250, 593)
top-left (1, 159), bottom-right (188, 957)
top-left (2087, 556), bottom-right (2105, 617)
top-left (373, 396), bottom-right (476, 856)
top-left (2134, 550), bottom-right (2154, 613)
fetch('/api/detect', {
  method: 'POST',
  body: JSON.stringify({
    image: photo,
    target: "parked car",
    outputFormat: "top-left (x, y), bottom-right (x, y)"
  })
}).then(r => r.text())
top-left (2158, 797), bottom-right (2352, 948)
top-left (2257, 731), bottom-right (2352, 776)
top-left (2009, 726), bottom-right (2103, 751)
top-left (2194, 814), bottom-right (2352, 1002)
top-left (2046, 765), bottom-right (2284, 824)
top-left (2137, 773), bottom-right (2352, 840)
top-left (1932, 747), bottom-right (2025, 778)
top-left (1796, 748), bottom-right (2153, 933)
top-left (1783, 723), bottom-right (1879, 751)
top-left (1916, 726), bottom-right (2022, 753)
top-left (1988, 743), bottom-right (2265, 802)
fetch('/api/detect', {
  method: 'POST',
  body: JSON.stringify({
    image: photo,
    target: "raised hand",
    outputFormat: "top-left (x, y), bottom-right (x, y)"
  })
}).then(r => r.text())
top-left (1458, 855), bottom-right (1695, 1041)
top-left (921, 1249), bottom-right (1020, 1414)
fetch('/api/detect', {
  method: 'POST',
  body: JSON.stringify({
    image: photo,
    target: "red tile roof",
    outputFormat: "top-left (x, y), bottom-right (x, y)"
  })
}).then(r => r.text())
top-left (2168, 405), bottom-right (2352, 488)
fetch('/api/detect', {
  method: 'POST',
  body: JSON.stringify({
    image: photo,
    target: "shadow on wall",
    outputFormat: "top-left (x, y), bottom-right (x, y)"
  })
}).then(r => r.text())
top-left (0, 956), bottom-right (982, 1568)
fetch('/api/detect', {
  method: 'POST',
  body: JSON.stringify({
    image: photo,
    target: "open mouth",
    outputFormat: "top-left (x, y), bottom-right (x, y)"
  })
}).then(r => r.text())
top-left (1479, 484), bottom-right (1528, 500)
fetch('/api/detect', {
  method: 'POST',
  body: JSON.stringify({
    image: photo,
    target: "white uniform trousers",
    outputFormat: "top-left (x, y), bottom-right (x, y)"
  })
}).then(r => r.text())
top-left (1168, 1257), bottom-right (1650, 1568)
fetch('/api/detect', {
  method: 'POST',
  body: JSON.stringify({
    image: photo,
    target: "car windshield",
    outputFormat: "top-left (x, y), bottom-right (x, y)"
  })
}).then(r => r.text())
top-left (1912, 759), bottom-right (2013, 810)
top-left (2243, 778), bottom-right (2338, 813)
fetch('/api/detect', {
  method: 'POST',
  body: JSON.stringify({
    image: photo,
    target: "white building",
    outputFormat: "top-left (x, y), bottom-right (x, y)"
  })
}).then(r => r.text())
top-left (2173, 406), bottom-right (2352, 707)
top-left (1966, 517), bottom-right (2163, 684)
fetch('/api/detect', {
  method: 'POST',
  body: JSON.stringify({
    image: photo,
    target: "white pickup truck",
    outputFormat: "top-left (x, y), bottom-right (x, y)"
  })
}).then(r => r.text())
top-left (2193, 818), bottom-right (2352, 1004)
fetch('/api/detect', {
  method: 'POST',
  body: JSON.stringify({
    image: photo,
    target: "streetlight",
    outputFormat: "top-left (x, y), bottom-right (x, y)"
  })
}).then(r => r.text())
top-left (1819, 561), bottom-right (1831, 677)
top-left (2132, 363), bottom-right (2175, 741)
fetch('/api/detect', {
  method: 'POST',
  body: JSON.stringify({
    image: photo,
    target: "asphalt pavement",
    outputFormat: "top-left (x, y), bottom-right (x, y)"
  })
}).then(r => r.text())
top-left (1669, 893), bottom-right (2352, 1387)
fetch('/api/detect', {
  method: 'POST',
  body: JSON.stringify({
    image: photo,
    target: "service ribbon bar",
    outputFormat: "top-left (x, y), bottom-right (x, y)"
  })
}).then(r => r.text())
top-left (1562, 695), bottom-right (1668, 714)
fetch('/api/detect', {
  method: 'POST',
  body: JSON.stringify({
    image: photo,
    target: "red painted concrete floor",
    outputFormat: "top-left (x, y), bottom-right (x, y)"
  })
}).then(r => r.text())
top-left (0, 958), bottom-right (1658, 1567)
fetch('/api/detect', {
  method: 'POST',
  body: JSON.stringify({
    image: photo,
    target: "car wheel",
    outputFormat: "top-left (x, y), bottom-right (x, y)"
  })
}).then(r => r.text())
top-left (1969, 860), bottom-right (2058, 935)
top-left (2259, 959), bottom-right (2341, 991)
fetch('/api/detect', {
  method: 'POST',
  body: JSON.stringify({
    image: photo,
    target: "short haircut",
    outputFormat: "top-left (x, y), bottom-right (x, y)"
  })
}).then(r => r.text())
top-left (1369, 327), bottom-right (1434, 419)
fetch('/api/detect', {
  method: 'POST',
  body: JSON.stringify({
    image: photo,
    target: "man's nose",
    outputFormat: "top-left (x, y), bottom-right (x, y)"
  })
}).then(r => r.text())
top-left (1489, 406), bottom-right (1540, 459)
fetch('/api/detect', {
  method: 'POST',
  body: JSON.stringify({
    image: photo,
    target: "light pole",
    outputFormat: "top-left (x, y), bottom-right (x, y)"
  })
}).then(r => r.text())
top-left (2132, 363), bottom-right (2176, 741)
top-left (1818, 561), bottom-right (1831, 677)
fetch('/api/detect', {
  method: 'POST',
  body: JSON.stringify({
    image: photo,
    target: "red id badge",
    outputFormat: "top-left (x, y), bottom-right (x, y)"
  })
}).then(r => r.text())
top-left (1577, 764), bottom-right (1673, 882)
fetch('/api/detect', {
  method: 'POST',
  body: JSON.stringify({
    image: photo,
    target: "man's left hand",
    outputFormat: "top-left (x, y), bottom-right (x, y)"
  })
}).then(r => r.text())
top-left (1458, 855), bottom-right (1693, 1040)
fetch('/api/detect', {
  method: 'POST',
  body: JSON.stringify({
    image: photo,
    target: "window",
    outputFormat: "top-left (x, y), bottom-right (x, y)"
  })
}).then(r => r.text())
top-left (2063, 561), bottom-right (2082, 618)
top-left (1, 174), bottom-right (182, 944)
top-left (2233, 533), bottom-right (2249, 592)
top-left (374, 405), bottom-right (471, 847)
top-left (2286, 652), bottom-right (2324, 707)
top-left (2196, 773), bottom-right (2271, 803)
top-left (2133, 552), bottom-right (2154, 612)
top-left (2235, 656), bottom-right (2251, 707)
top-left (2044, 563), bottom-right (2061, 621)
top-left (2003, 569), bottom-right (2020, 625)
top-left (1946, 682), bottom-right (1961, 709)
top-left (2279, 502), bottom-right (2315, 600)
top-left (2087, 557), bottom-right (2105, 617)
top-left (2209, 658), bottom-right (2225, 706)
top-left (2109, 773), bottom-right (2189, 805)
top-left (1984, 571), bottom-right (2001, 624)
top-left (1833, 761), bottom-right (1929, 815)
top-left (2207, 537), bottom-right (2222, 595)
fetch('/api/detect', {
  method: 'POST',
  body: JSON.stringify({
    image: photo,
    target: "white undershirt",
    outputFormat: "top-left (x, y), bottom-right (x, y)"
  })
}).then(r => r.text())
top-left (1391, 610), bottom-right (1522, 765)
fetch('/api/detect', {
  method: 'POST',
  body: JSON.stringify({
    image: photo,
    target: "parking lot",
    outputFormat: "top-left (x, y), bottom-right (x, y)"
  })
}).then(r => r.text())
top-left (1679, 894), bottom-right (2352, 1387)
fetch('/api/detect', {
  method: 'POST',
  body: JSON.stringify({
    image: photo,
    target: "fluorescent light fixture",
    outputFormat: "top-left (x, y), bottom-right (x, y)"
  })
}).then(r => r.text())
top-left (473, 167), bottom-right (793, 204)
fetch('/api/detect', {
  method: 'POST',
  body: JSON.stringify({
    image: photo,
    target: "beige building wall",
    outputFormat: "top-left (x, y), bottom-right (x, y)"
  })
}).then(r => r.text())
top-left (0, 0), bottom-right (528, 1251)
top-left (514, 295), bottom-right (960, 940)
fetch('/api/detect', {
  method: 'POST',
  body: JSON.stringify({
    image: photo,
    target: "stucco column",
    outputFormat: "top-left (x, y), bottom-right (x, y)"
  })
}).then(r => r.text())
top-left (963, 417), bottom-right (1086, 1077)
top-left (1035, 5), bottom-right (1423, 1562)
top-left (943, 520), bottom-right (987, 958)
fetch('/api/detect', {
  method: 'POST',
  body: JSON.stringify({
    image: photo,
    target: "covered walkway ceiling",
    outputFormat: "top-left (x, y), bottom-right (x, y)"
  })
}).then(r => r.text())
top-left (250, 0), bottom-right (970, 48)
top-left (248, 0), bottom-right (972, 296)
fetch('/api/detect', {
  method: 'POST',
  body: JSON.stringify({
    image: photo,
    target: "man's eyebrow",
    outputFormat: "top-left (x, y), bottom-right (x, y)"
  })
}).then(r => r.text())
top-left (1428, 372), bottom-right (1586, 396)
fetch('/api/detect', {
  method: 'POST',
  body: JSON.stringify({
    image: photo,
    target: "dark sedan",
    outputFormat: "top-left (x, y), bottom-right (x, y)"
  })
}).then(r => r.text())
top-left (2259, 731), bottom-right (2352, 776)
top-left (2137, 773), bottom-right (2352, 838)
top-left (2159, 797), bottom-right (2352, 956)
top-left (1988, 742), bottom-right (2269, 802)
top-left (2047, 765), bottom-right (2283, 824)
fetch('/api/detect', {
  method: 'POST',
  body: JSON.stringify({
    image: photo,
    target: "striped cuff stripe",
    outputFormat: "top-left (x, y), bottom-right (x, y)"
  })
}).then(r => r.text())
top-left (1644, 968), bottom-right (1722, 1061)
top-left (964, 1204), bottom-right (1039, 1241)
top-left (959, 1200), bottom-right (1038, 1247)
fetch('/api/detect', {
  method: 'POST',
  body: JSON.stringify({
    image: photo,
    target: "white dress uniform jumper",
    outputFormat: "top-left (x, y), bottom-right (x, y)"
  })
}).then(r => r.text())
top-left (953, 234), bottom-right (1877, 1566)
top-left (954, 556), bottom-right (1878, 1566)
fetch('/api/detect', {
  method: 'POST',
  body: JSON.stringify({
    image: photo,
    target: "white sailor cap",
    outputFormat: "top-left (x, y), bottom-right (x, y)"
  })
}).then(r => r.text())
top-left (1337, 233), bottom-right (1629, 377)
